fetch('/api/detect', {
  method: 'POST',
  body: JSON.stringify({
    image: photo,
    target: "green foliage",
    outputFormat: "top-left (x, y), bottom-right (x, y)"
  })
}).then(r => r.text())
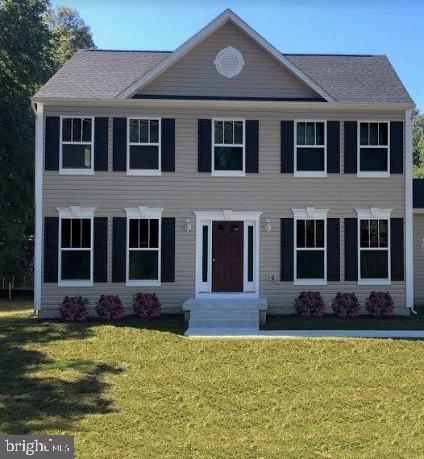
top-left (413, 109), bottom-right (424, 166)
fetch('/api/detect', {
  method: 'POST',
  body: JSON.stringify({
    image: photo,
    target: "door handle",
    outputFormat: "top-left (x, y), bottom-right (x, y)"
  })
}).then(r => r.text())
top-left (212, 258), bottom-right (216, 262)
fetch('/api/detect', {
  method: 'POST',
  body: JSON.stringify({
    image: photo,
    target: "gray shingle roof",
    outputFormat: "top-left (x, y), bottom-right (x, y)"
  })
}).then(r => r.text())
top-left (34, 49), bottom-right (413, 104)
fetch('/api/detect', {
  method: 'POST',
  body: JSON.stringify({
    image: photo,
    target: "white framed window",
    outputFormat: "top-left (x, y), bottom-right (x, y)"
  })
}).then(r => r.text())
top-left (127, 118), bottom-right (161, 175)
top-left (357, 208), bottom-right (391, 285)
top-left (358, 121), bottom-right (390, 177)
top-left (293, 208), bottom-right (328, 285)
top-left (125, 207), bottom-right (162, 286)
top-left (295, 120), bottom-right (326, 177)
top-left (60, 117), bottom-right (94, 175)
top-left (212, 119), bottom-right (245, 176)
top-left (57, 206), bottom-right (96, 286)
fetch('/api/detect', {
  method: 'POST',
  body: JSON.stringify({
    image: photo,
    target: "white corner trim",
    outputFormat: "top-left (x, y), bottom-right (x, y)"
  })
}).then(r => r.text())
top-left (56, 206), bottom-right (97, 218)
top-left (116, 9), bottom-right (334, 101)
top-left (124, 206), bottom-right (164, 219)
top-left (355, 208), bottom-right (393, 220)
top-left (292, 207), bottom-right (329, 219)
top-left (405, 108), bottom-right (414, 310)
top-left (34, 103), bottom-right (44, 311)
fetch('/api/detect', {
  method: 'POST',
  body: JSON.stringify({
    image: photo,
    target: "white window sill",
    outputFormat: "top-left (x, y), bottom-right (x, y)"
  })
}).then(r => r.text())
top-left (357, 171), bottom-right (390, 178)
top-left (59, 169), bottom-right (94, 175)
top-left (58, 280), bottom-right (93, 287)
top-left (357, 278), bottom-right (391, 286)
top-left (294, 279), bottom-right (327, 286)
top-left (212, 170), bottom-right (245, 177)
top-left (294, 171), bottom-right (327, 178)
top-left (126, 169), bottom-right (161, 176)
top-left (126, 280), bottom-right (161, 287)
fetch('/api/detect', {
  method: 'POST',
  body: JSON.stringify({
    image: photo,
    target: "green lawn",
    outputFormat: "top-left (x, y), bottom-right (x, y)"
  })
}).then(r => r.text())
top-left (1, 300), bottom-right (424, 458)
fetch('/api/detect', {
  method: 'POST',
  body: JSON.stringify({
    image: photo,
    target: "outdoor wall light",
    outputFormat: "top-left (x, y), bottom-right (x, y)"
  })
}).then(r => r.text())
top-left (184, 219), bottom-right (192, 233)
top-left (264, 219), bottom-right (272, 234)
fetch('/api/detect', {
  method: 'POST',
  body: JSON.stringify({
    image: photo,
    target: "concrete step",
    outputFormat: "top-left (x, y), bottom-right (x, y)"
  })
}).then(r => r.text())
top-left (189, 319), bottom-right (259, 328)
top-left (186, 327), bottom-right (260, 337)
top-left (189, 310), bottom-right (258, 320)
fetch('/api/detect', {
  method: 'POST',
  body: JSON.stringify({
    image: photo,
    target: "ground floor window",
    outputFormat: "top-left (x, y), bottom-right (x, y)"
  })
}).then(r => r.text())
top-left (359, 218), bottom-right (389, 279)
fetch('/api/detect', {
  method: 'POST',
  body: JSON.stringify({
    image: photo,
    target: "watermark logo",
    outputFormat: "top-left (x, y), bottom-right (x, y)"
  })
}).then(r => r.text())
top-left (0, 435), bottom-right (73, 458)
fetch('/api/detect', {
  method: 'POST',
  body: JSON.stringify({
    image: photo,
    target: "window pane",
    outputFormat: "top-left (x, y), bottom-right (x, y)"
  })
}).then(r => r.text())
top-left (297, 123), bottom-right (305, 145)
top-left (214, 146), bottom-right (243, 171)
top-left (315, 122), bottom-right (324, 145)
top-left (360, 220), bottom-right (369, 248)
top-left (369, 123), bottom-right (378, 145)
top-left (248, 225), bottom-right (254, 282)
top-left (379, 123), bottom-right (388, 145)
top-left (360, 123), bottom-right (369, 145)
top-left (214, 121), bottom-right (223, 144)
top-left (72, 118), bottom-right (82, 142)
top-left (149, 219), bottom-right (159, 248)
top-left (360, 148), bottom-right (388, 172)
top-left (82, 118), bottom-right (92, 142)
top-left (62, 144), bottom-right (91, 169)
top-left (297, 220), bottom-right (305, 248)
top-left (62, 118), bottom-right (72, 142)
top-left (61, 250), bottom-right (90, 280)
top-left (139, 120), bottom-right (149, 143)
top-left (361, 250), bottom-right (388, 278)
top-left (306, 220), bottom-right (315, 248)
top-left (129, 220), bottom-right (139, 248)
top-left (81, 219), bottom-right (91, 248)
top-left (61, 219), bottom-right (71, 247)
top-left (224, 121), bottom-right (233, 144)
top-left (71, 219), bottom-right (81, 247)
top-left (305, 122), bottom-right (315, 145)
top-left (139, 220), bottom-right (149, 248)
top-left (315, 220), bottom-right (324, 247)
top-left (296, 147), bottom-right (325, 171)
top-left (129, 119), bottom-right (139, 143)
top-left (297, 250), bottom-right (324, 279)
top-left (129, 250), bottom-right (158, 280)
top-left (234, 121), bottom-right (243, 144)
top-left (129, 145), bottom-right (159, 170)
top-left (202, 225), bottom-right (208, 282)
top-left (379, 220), bottom-right (388, 247)
top-left (369, 220), bottom-right (379, 247)
top-left (150, 120), bottom-right (159, 143)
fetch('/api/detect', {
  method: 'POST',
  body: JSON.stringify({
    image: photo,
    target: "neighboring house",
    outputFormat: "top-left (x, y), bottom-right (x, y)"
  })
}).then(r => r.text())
top-left (413, 179), bottom-right (424, 306)
top-left (32, 9), bottom-right (415, 321)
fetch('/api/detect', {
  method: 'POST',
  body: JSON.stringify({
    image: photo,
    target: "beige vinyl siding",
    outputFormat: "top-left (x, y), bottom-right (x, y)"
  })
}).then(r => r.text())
top-left (139, 22), bottom-right (320, 100)
top-left (413, 214), bottom-right (424, 305)
top-left (40, 104), bottom-right (407, 317)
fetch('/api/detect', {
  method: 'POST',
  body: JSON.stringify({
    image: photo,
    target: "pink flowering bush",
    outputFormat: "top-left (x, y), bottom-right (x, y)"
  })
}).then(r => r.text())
top-left (295, 291), bottom-right (326, 317)
top-left (133, 292), bottom-right (161, 318)
top-left (366, 291), bottom-right (395, 317)
top-left (95, 294), bottom-right (124, 320)
top-left (331, 292), bottom-right (361, 318)
top-left (60, 296), bottom-right (88, 322)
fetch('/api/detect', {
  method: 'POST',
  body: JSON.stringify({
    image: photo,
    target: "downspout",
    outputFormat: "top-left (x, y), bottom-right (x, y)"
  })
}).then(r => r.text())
top-left (405, 108), bottom-right (416, 314)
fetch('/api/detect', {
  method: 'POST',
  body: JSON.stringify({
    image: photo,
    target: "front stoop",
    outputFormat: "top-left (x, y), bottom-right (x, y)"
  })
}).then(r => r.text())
top-left (183, 298), bottom-right (268, 337)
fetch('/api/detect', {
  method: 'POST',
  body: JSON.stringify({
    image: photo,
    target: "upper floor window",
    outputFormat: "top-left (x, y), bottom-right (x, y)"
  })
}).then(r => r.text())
top-left (61, 117), bottom-right (93, 173)
top-left (128, 118), bottom-right (161, 175)
top-left (358, 121), bottom-right (389, 176)
top-left (212, 119), bottom-right (245, 176)
top-left (295, 121), bottom-right (326, 176)
top-left (359, 219), bottom-right (389, 281)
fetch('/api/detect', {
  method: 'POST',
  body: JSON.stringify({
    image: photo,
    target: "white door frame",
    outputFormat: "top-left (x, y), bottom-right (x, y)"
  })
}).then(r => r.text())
top-left (194, 210), bottom-right (261, 299)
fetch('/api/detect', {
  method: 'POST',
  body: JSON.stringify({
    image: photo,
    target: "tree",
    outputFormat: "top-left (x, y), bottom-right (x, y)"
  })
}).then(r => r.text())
top-left (48, 6), bottom-right (96, 67)
top-left (413, 110), bottom-right (424, 167)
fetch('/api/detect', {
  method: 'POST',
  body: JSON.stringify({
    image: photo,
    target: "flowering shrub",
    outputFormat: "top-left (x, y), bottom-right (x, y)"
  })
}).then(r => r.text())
top-left (295, 291), bottom-right (326, 317)
top-left (366, 291), bottom-right (395, 317)
top-left (331, 292), bottom-right (361, 318)
top-left (60, 296), bottom-right (88, 322)
top-left (133, 292), bottom-right (161, 318)
top-left (95, 294), bottom-right (124, 320)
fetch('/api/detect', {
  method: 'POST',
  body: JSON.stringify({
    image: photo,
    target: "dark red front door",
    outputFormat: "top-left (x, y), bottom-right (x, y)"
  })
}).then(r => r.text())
top-left (212, 221), bottom-right (244, 292)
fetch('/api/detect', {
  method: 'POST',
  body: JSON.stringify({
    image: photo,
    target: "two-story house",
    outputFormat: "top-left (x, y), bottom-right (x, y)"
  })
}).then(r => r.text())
top-left (32, 10), bottom-right (415, 332)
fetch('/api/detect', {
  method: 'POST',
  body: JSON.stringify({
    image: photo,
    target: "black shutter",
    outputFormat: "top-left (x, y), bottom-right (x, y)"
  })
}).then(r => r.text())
top-left (45, 116), bottom-right (60, 170)
top-left (344, 121), bottom-right (357, 173)
top-left (112, 217), bottom-right (126, 282)
top-left (113, 118), bottom-right (127, 171)
top-left (161, 217), bottom-right (175, 282)
top-left (281, 121), bottom-right (294, 173)
top-left (245, 120), bottom-right (259, 173)
top-left (198, 119), bottom-right (212, 172)
top-left (327, 121), bottom-right (340, 173)
top-left (161, 118), bottom-right (175, 172)
top-left (280, 218), bottom-right (294, 281)
top-left (44, 217), bottom-right (58, 282)
top-left (94, 117), bottom-right (109, 171)
top-left (94, 217), bottom-right (108, 282)
top-left (344, 218), bottom-right (358, 281)
top-left (390, 121), bottom-right (404, 174)
top-left (327, 218), bottom-right (340, 281)
top-left (391, 218), bottom-right (404, 281)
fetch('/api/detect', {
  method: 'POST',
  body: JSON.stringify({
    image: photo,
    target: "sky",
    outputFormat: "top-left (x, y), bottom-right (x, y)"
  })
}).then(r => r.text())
top-left (51, 0), bottom-right (423, 109)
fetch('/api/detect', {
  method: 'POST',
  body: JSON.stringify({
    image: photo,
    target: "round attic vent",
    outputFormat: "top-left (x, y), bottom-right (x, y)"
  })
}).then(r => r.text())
top-left (214, 46), bottom-right (244, 78)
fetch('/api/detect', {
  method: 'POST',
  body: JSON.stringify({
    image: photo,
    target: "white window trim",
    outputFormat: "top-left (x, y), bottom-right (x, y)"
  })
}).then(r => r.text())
top-left (194, 210), bottom-right (261, 298)
top-left (57, 206), bottom-right (96, 287)
top-left (127, 117), bottom-right (162, 176)
top-left (292, 208), bottom-right (328, 286)
top-left (211, 118), bottom-right (246, 177)
top-left (125, 206), bottom-right (163, 286)
top-left (294, 120), bottom-right (327, 178)
top-left (357, 120), bottom-right (390, 178)
top-left (356, 208), bottom-right (392, 285)
top-left (59, 116), bottom-right (94, 175)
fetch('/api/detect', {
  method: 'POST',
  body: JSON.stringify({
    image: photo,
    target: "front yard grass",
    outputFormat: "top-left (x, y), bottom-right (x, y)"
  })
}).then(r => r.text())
top-left (0, 300), bottom-right (424, 458)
